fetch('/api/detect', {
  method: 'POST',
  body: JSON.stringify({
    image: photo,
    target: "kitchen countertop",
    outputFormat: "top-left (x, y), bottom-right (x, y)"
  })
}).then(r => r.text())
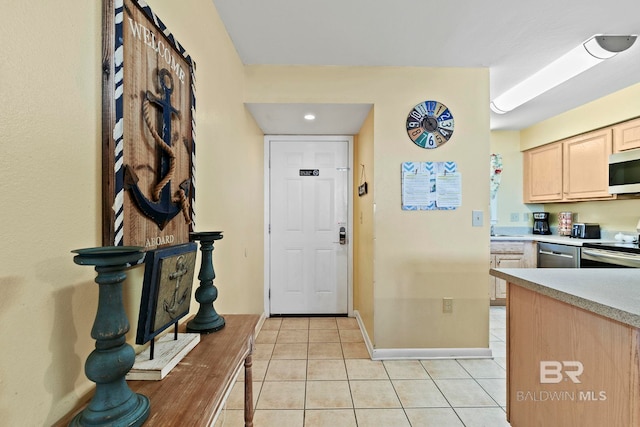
top-left (490, 268), bottom-right (640, 328)
top-left (490, 233), bottom-right (616, 246)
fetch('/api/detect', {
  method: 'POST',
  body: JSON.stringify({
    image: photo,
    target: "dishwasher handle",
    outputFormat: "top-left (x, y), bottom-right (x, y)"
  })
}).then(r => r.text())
top-left (538, 250), bottom-right (575, 259)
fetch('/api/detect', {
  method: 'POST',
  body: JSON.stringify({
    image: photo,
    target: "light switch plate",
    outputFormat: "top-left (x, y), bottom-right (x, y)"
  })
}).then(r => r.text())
top-left (472, 210), bottom-right (483, 227)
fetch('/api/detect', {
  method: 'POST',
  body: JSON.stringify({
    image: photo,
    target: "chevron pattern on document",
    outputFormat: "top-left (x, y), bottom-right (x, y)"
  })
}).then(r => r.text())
top-left (403, 162), bottom-right (416, 173)
top-left (440, 161), bottom-right (457, 211)
top-left (421, 162), bottom-right (435, 210)
top-left (444, 161), bottom-right (456, 173)
top-left (423, 162), bottom-right (434, 174)
top-left (402, 162), bottom-right (418, 210)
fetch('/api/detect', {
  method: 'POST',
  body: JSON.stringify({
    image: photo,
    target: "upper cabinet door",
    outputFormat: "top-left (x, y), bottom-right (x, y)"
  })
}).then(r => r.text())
top-left (613, 117), bottom-right (640, 153)
top-left (523, 127), bottom-right (616, 203)
top-left (563, 128), bottom-right (614, 201)
top-left (523, 142), bottom-right (563, 203)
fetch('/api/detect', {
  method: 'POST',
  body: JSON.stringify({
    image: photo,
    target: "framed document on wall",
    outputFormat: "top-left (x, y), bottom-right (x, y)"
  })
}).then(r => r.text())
top-left (102, 0), bottom-right (196, 250)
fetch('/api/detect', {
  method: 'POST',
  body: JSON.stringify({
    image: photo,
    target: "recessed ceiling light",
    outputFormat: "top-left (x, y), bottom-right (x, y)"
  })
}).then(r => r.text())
top-left (304, 114), bottom-right (316, 121)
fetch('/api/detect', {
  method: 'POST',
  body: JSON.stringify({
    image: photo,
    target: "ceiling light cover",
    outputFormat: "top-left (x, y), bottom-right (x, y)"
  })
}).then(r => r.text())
top-left (491, 34), bottom-right (637, 114)
top-left (304, 114), bottom-right (316, 120)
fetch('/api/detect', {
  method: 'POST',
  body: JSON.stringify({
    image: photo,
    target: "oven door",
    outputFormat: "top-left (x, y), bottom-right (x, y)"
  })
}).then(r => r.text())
top-left (581, 248), bottom-right (640, 268)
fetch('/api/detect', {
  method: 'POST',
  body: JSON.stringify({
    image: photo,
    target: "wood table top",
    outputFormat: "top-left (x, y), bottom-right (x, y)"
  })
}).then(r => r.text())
top-left (55, 314), bottom-right (260, 426)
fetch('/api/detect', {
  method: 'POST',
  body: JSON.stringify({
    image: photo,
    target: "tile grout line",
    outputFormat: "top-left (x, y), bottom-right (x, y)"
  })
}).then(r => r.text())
top-left (381, 360), bottom-right (416, 426)
top-left (427, 366), bottom-right (467, 426)
top-left (252, 311), bottom-right (507, 426)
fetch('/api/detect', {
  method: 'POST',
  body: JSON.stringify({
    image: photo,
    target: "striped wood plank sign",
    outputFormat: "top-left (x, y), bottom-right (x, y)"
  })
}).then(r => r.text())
top-left (102, 0), bottom-right (196, 250)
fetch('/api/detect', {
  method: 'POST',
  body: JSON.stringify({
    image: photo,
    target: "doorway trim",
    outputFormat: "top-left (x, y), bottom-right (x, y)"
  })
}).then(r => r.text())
top-left (263, 135), bottom-right (354, 318)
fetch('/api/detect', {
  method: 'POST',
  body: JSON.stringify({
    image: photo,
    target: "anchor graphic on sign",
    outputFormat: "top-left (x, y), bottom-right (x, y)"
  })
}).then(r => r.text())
top-left (163, 255), bottom-right (190, 319)
top-left (125, 68), bottom-right (191, 230)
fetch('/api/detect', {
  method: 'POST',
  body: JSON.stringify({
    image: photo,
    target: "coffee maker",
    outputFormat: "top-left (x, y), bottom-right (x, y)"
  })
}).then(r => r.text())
top-left (533, 212), bottom-right (551, 235)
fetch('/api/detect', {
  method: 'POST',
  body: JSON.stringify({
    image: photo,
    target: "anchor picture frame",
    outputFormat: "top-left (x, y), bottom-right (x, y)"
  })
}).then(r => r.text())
top-left (136, 242), bottom-right (198, 345)
top-left (102, 0), bottom-right (196, 250)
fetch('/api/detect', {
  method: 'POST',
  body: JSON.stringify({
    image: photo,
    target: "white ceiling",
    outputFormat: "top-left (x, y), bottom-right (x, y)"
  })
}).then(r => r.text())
top-left (213, 0), bottom-right (640, 133)
top-left (245, 103), bottom-right (373, 135)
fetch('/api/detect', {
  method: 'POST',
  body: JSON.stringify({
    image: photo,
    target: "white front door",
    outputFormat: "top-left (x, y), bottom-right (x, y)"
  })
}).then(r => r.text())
top-left (268, 136), bottom-right (350, 315)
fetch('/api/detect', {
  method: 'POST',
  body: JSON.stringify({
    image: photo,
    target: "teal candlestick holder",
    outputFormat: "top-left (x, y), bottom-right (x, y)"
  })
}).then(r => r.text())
top-left (70, 246), bottom-right (150, 427)
top-left (187, 231), bottom-right (226, 333)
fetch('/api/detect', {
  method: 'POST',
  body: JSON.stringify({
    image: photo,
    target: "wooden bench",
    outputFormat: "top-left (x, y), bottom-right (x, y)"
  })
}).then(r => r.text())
top-left (56, 314), bottom-right (259, 426)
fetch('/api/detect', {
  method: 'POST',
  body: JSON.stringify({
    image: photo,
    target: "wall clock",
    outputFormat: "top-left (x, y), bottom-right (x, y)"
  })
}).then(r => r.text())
top-left (406, 100), bottom-right (454, 149)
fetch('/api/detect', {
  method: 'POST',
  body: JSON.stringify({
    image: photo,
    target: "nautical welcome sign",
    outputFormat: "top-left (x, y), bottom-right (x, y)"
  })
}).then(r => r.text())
top-left (102, 0), bottom-right (196, 250)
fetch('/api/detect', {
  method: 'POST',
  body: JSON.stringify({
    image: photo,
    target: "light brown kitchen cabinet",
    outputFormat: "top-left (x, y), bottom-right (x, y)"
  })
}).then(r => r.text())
top-left (489, 241), bottom-right (536, 305)
top-left (563, 128), bottom-right (614, 200)
top-left (523, 142), bottom-right (563, 202)
top-left (613, 117), bottom-right (640, 152)
top-left (523, 128), bottom-right (614, 203)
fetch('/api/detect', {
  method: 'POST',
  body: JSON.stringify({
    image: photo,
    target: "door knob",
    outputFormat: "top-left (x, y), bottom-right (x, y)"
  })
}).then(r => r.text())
top-left (339, 227), bottom-right (346, 245)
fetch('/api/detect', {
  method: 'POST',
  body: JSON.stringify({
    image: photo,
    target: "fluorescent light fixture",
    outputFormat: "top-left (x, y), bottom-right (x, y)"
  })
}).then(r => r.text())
top-left (304, 113), bottom-right (316, 120)
top-left (491, 35), bottom-right (637, 114)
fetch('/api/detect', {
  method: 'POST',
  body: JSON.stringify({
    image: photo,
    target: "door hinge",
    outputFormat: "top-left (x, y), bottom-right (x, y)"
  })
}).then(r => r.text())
top-left (268, 224), bottom-right (271, 233)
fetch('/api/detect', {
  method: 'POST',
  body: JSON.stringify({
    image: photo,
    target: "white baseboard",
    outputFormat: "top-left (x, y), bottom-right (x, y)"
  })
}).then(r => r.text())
top-left (255, 312), bottom-right (267, 334)
top-left (353, 310), bottom-right (374, 358)
top-left (353, 310), bottom-right (493, 361)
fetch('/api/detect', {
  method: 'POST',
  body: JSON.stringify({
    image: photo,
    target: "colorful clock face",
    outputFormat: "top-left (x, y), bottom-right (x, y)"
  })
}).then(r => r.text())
top-left (406, 101), bottom-right (454, 149)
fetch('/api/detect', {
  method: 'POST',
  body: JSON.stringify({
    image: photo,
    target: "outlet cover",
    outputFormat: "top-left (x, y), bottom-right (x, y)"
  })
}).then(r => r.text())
top-left (510, 213), bottom-right (519, 222)
top-left (443, 298), bottom-right (453, 313)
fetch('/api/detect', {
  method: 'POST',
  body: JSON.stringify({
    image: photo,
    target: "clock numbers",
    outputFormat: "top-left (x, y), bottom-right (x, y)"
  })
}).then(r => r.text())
top-left (438, 110), bottom-right (452, 121)
top-left (405, 101), bottom-right (454, 149)
top-left (414, 103), bottom-right (428, 116)
top-left (410, 111), bottom-right (423, 121)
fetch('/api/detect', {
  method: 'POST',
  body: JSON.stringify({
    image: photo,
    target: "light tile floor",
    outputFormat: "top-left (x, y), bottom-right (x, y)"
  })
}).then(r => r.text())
top-left (215, 306), bottom-right (510, 427)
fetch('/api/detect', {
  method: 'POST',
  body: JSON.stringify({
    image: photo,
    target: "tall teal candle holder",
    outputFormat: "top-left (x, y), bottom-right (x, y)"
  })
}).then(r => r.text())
top-left (187, 231), bottom-right (226, 333)
top-left (70, 246), bottom-right (150, 427)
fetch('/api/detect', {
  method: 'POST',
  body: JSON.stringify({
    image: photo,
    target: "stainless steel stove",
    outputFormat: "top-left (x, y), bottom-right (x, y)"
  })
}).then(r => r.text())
top-left (581, 240), bottom-right (640, 268)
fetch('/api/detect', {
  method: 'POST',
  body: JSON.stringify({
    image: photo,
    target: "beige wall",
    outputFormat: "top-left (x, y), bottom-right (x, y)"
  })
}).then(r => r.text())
top-left (521, 82), bottom-right (640, 151)
top-left (490, 131), bottom-right (541, 227)
top-left (146, 1), bottom-right (265, 317)
top-left (491, 83), bottom-right (640, 233)
top-left (354, 109), bottom-right (375, 338)
top-left (1, 0), bottom-right (263, 424)
top-left (4, 0), bottom-right (501, 422)
top-left (246, 66), bottom-right (491, 349)
top-left (542, 199), bottom-right (640, 233)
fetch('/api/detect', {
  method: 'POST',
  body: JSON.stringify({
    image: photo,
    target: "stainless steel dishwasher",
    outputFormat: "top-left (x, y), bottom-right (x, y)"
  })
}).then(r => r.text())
top-left (537, 242), bottom-right (580, 268)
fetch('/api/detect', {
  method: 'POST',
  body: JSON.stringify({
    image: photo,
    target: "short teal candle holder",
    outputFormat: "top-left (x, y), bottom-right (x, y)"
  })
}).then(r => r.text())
top-left (187, 231), bottom-right (226, 333)
top-left (70, 246), bottom-right (150, 427)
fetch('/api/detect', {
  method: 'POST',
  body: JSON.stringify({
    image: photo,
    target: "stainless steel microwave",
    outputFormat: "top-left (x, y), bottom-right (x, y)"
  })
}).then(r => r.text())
top-left (609, 149), bottom-right (640, 194)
